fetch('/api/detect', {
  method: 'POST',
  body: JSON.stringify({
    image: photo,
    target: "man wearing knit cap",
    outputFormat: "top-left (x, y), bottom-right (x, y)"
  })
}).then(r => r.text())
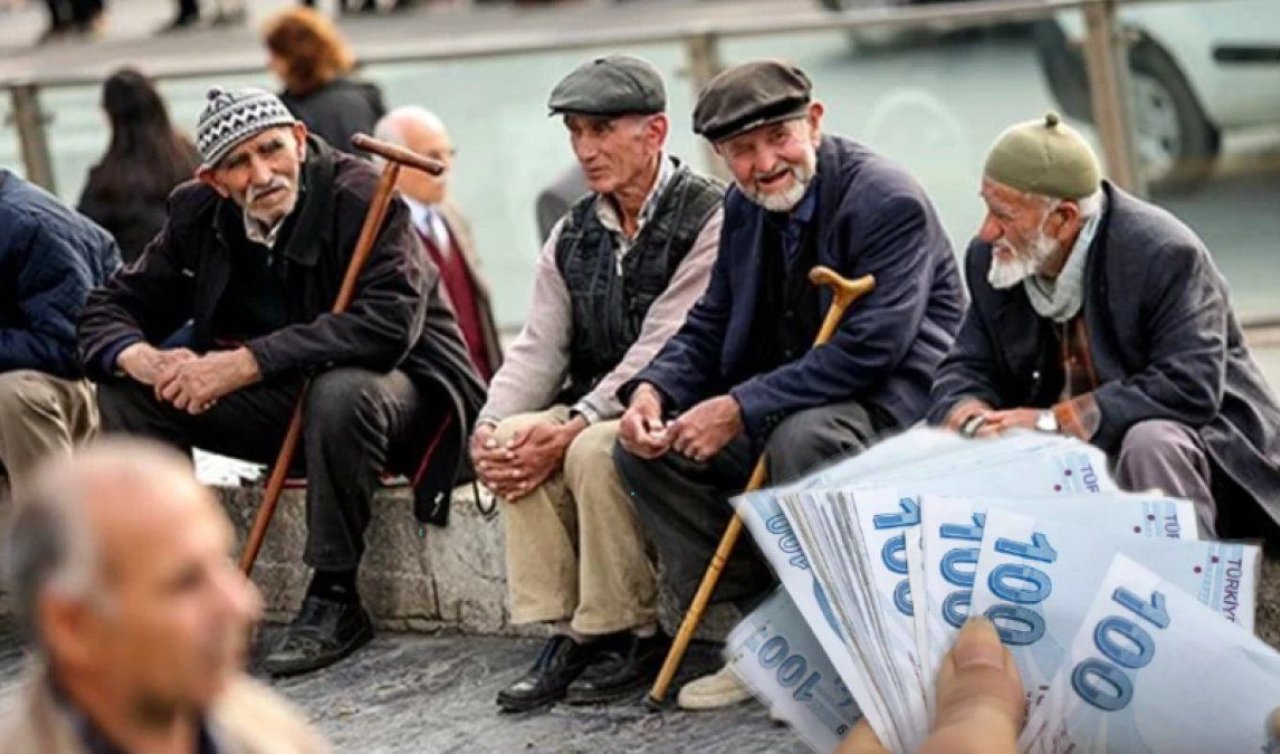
top-left (472, 55), bottom-right (724, 712)
top-left (79, 86), bottom-right (486, 676)
top-left (615, 59), bottom-right (965, 709)
top-left (930, 113), bottom-right (1280, 542)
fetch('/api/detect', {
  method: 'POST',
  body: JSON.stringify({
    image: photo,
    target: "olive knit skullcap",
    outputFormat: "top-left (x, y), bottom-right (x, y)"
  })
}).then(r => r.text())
top-left (983, 112), bottom-right (1101, 200)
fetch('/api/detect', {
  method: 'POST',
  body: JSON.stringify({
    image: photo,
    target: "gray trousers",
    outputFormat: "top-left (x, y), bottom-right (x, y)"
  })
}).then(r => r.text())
top-left (97, 367), bottom-right (430, 571)
top-left (614, 398), bottom-right (890, 608)
top-left (1113, 419), bottom-right (1217, 538)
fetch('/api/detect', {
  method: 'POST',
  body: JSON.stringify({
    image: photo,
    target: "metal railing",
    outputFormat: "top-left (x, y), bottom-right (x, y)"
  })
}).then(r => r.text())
top-left (2, 0), bottom-right (1146, 196)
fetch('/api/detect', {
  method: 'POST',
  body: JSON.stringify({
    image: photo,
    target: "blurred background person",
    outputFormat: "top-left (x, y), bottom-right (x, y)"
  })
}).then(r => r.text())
top-left (535, 163), bottom-right (590, 244)
top-left (77, 67), bottom-right (201, 265)
top-left (157, 0), bottom-right (243, 34)
top-left (0, 439), bottom-right (329, 754)
top-left (36, 0), bottom-right (102, 44)
top-left (263, 7), bottom-right (385, 155)
top-left (375, 105), bottom-right (502, 383)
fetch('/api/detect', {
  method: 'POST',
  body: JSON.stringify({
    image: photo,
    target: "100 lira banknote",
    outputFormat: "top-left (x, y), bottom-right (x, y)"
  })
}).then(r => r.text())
top-left (1019, 553), bottom-right (1280, 754)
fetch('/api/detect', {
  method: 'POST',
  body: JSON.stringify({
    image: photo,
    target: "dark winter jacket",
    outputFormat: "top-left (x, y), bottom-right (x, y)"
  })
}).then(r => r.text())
top-left (623, 135), bottom-right (966, 440)
top-left (78, 137), bottom-right (485, 525)
top-left (1, 170), bottom-right (120, 379)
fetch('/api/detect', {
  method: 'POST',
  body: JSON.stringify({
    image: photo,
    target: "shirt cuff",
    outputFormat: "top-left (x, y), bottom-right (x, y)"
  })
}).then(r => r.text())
top-left (569, 401), bottom-right (601, 425)
top-left (101, 335), bottom-right (144, 377)
top-left (1052, 393), bottom-right (1101, 441)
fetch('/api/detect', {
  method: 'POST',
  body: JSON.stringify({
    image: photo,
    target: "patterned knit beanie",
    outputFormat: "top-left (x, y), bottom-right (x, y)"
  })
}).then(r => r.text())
top-left (196, 86), bottom-right (297, 168)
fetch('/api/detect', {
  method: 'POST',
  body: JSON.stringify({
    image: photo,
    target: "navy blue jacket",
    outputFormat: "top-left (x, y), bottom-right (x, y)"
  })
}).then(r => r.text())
top-left (929, 183), bottom-right (1280, 531)
top-left (624, 135), bottom-right (965, 439)
top-left (0, 170), bottom-right (120, 379)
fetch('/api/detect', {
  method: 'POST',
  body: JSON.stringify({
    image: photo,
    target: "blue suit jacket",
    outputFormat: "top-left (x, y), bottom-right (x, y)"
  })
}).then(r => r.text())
top-left (623, 135), bottom-right (965, 440)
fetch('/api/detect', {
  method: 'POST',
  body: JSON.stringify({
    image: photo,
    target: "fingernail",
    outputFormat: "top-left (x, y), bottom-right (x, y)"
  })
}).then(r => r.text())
top-left (953, 616), bottom-right (1005, 671)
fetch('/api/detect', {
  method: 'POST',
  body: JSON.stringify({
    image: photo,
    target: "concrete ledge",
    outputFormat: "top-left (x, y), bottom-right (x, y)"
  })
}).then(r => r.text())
top-left (220, 484), bottom-right (741, 639)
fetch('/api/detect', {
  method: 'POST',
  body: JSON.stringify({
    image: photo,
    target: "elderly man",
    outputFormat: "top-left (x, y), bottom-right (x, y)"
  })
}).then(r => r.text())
top-left (78, 87), bottom-right (486, 677)
top-left (929, 113), bottom-right (1280, 542)
top-left (1, 439), bottom-right (328, 753)
top-left (472, 55), bottom-right (723, 712)
top-left (374, 106), bottom-right (502, 381)
top-left (614, 60), bottom-right (965, 709)
top-left (0, 171), bottom-right (119, 498)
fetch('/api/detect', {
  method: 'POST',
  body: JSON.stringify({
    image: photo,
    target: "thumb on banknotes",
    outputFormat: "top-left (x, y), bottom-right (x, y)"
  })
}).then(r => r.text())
top-left (832, 718), bottom-right (890, 754)
top-left (920, 616), bottom-right (1025, 754)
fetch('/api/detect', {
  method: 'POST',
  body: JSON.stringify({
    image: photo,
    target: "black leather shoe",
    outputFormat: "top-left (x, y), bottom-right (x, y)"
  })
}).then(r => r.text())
top-left (497, 635), bottom-right (600, 712)
top-left (565, 631), bottom-right (670, 705)
top-left (262, 596), bottom-right (374, 677)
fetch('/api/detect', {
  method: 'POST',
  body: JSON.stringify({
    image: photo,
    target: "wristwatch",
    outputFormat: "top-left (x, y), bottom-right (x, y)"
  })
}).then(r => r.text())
top-left (1035, 410), bottom-right (1060, 434)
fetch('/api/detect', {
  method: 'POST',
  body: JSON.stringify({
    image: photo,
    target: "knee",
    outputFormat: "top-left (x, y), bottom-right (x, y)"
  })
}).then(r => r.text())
top-left (0, 371), bottom-right (57, 417)
top-left (306, 368), bottom-right (379, 429)
top-left (1118, 420), bottom-right (1200, 466)
top-left (491, 409), bottom-right (558, 446)
top-left (563, 421), bottom-right (618, 482)
top-left (765, 407), bottom-right (841, 466)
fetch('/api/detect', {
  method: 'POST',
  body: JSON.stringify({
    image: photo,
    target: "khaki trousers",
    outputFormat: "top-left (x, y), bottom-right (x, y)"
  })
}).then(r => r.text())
top-left (496, 406), bottom-right (658, 635)
top-left (0, 371), bottom-right (98, 498)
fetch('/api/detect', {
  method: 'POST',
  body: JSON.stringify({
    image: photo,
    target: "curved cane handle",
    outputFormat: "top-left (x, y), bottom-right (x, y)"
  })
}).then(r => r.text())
top-left (808, 266), bottom-right (876, 346)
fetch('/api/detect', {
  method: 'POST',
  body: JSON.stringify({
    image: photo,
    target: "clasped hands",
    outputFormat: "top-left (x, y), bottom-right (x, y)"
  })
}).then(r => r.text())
top-left (117, 342), bottom-right (260, 415)
top-left (617, 383), bottom-right (742, 463)
top-left (471, 415), bottom-right (588, 502)
top-left (947, 401), bottom-right (1042, 438)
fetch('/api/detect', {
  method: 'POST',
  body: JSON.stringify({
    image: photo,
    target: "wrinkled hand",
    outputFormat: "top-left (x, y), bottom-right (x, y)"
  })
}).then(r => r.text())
top-left (116, 343), bottom-right (198, 386)
top-left (471, 423), bottom-right (519, 498)
top-left (154, 348), bottom-right (260, 415)
top-left (618, 383), bottom-right (670, 459)
top-left (473, 418), bottom-right (585, 501)
top-left (977, 408), bottom-right (1040, 438)
top-left (837, 617), bottom-right (1024, 754)
top-left (666, 395), bottom-right (742, 463)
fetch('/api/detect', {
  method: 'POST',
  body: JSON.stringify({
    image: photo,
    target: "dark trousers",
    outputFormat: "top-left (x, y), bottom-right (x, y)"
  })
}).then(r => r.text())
top-left (97, 367), bottom-right (430, 572)
top-left (614, 398), bottom-right (890, 609)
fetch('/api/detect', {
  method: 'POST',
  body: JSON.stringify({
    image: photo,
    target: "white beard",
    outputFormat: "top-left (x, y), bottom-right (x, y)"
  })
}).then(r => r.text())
top-left (987, 232), bottom-right (1061, 290)
top-left (740, 150), bottom-right (817, 213)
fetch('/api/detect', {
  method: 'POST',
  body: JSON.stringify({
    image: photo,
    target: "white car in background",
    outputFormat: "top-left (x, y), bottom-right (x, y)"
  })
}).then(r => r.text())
top-left (1035, 0), bottom-right (1280, 192)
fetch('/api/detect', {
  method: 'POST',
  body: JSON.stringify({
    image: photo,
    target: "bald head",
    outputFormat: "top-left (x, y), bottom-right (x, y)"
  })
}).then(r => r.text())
top-left (6, 439), bottom-right (260, 716)
top-left (375, 106), bottom-right (454, 205)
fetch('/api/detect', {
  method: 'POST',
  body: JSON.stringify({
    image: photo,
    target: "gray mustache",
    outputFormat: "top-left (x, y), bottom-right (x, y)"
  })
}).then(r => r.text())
top-left (247, 178), bottom-right (290, 202)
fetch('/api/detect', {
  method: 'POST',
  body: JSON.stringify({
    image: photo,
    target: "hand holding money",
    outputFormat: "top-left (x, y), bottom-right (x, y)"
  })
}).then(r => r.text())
top-left (729, 427), bottom-right (1277, 754)
top-left (838, 617), bottom-right (1022, 754)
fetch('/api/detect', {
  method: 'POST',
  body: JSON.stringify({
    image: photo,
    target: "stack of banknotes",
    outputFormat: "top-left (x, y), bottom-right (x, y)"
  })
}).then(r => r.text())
top-left (724, 428), bottom-right (1280, 754)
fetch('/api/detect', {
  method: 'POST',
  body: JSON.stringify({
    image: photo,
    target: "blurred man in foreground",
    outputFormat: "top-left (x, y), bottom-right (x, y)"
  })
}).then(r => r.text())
top-left (0, 439), bottom-right (328, 754)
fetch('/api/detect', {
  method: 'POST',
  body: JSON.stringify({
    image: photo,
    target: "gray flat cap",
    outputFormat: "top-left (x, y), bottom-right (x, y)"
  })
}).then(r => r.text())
top-left (547, 55), bottom-right (666, 117)
top-left (693, 60), bottom-right (812, 143)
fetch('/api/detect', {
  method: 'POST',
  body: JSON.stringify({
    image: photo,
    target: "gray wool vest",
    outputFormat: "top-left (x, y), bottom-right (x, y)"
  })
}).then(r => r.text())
top-left (554, 162), bottom-right (723, 405)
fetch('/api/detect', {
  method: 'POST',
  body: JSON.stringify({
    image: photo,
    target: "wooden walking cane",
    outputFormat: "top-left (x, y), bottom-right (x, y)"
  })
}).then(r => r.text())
top-left (647, 265), bottom-right (876, 706)
top-left (239, 133), bottom-right (445, 575)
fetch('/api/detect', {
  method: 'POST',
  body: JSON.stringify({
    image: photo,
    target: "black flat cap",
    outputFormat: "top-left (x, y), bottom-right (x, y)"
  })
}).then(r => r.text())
top-left (547, 55), bottom-right (666, 117)
top-left (693, 60), bottom-right (813, 142)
